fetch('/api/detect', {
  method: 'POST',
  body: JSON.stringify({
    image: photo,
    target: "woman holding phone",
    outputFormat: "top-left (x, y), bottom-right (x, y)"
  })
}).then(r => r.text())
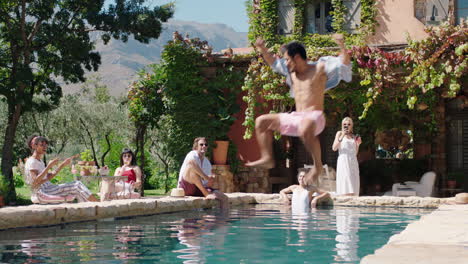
top-left (332, 117), bottom-right (362, 196)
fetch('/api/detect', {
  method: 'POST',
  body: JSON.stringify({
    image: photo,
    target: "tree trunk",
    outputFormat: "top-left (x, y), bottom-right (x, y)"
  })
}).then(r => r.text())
top-left (101, 133), bottom-right (111, 167)
top-left (1, 104), bottom-right (22, 204)
top-left (164, 164), bottom-right (170, 193)
top-left (79, 117), bottom-right (99, 168)
top-left (135, 124), bottom-right (147, 196)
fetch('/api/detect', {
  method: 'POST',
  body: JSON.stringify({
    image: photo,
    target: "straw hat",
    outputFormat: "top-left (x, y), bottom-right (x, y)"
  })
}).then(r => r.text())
top-left (170, 188), bottom-right (185, 197)
top-left (455, 193), bottom-right (468, 204)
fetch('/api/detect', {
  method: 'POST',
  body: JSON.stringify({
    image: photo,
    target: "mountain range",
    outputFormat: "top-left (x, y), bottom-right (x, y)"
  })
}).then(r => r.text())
top-left (63, 20), bottom-right (248, 96)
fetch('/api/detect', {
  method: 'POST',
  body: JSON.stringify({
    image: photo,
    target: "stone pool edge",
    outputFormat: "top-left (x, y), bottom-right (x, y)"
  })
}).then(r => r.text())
top-left (361, 203), bottom-right (468, 264)
top-left (0, 193), bottom-right (453, 230)
top-left (2, 193), bottom-right (466, 263)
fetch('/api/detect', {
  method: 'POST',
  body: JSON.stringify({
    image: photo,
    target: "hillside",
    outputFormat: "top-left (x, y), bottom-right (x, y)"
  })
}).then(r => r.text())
top-left (63, 20), bottom-right (248, 96)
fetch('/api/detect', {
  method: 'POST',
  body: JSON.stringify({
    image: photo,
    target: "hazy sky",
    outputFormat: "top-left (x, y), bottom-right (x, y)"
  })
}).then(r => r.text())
top-left (105, 0), bottom-right (250, 32)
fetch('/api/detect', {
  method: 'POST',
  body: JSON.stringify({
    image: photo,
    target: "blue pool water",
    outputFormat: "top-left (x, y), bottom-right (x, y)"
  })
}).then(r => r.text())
top-left (0, 205), bottom-right (432, 263)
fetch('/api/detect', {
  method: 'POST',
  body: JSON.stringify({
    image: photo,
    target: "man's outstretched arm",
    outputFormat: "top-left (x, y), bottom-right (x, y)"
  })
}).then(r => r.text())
top-left (255, 38), bottom-right (276, 66)
top-left (333, 34), bottom-right (350, 65)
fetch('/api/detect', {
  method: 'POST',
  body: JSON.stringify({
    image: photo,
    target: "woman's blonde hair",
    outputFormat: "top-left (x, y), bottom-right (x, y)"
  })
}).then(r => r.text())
top-left (341, 117), bottom-right (354, 133)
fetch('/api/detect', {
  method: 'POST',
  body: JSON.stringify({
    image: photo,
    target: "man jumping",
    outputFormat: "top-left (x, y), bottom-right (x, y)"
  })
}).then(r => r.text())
top-left (246, 34), bottom-right (352, 184)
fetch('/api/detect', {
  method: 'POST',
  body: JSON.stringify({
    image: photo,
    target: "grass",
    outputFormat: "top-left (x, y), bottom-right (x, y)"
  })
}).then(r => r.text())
top-left (144, 189), bottom-right (168, 196)
top-left (15, 186), bottom-right (168, 200)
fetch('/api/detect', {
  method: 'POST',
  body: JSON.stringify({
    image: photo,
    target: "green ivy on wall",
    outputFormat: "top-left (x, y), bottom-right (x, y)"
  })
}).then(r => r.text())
top-left (293, 0), bottom-right (307, 38)
top-left (359, 0), bottom-right (379, 37)
top-left (248, 0), bottom-right (280, 46)
top-left (330, 0), bottom-right (347, 33)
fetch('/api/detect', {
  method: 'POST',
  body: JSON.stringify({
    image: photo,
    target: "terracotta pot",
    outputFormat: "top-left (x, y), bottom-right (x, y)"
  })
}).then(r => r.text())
top-left (213, 140), bottom-right (229, 165)
top-left (447, 180), bottom-right (457, 189)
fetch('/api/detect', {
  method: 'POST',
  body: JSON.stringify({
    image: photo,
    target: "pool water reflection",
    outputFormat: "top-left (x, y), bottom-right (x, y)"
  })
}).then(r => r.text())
top-left (0, 204), bottom-right (432, 263)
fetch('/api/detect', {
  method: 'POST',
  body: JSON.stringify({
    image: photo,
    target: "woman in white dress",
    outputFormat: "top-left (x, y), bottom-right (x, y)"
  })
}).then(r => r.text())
top-left (332, 117), bottom-right (362, 196)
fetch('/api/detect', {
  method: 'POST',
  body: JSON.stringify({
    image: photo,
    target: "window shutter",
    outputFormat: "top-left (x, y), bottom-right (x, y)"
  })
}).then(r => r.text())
top-left (343, 0), bottom-right (361, 33)
top-left (278, 0), bottom-right (295, 35)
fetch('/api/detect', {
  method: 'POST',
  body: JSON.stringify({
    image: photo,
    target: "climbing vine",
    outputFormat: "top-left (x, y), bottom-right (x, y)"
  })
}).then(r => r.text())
top-left (248, 0), bottom-right (279, 46)
top-left (241, 57), bottom-right (294, 139)
top-left (293, 0), bottom-right (306, 38)
top-left (405, 22), bottom-right (467, 105)
top-left (330, 0), bottom-right (347, 33)
top-left (359, 0), bottom-right (379, 37)
top-left (351, 21), bottom-right (467, 133)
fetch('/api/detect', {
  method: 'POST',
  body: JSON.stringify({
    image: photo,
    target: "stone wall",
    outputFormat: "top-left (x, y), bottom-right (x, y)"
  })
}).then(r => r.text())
top-left (233, 166), bottom-right (270, 193)
top-left (212, 165), bottom-right (234, 193)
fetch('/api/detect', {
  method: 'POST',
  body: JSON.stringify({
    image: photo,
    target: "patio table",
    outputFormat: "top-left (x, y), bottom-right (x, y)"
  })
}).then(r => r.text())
top-left (74, 175), bottom-right (128, 201)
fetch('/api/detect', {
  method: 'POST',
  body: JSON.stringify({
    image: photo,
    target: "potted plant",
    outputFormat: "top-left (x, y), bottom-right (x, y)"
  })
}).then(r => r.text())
top-left (210, 67), bottom-right (242, 165)
top-left (75, 149), bottom-right (97, 176)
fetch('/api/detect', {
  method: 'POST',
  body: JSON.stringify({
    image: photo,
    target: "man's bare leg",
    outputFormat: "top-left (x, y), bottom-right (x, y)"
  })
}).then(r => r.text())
top-left (299, 120), bottom-right (323, 185)
top-left (245, 114), bottom-right (280, 169)
top-left (184, 168), bottom-right (210, 197)
top-left (212, 190), bottom-right (229, 209)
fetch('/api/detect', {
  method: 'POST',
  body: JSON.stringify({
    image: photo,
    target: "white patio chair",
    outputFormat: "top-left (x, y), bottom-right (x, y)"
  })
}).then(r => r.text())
top-left (388, 171), bottom-right (437, 197)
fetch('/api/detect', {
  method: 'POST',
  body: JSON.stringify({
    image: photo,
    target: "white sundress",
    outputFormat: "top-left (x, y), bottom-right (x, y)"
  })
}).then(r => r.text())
top-left (336, 137), bottom-right (360, 195)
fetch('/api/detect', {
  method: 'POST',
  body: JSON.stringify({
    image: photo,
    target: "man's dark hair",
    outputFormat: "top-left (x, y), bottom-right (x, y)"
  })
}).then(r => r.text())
top-left (284, 41), bottom-right (307, 60)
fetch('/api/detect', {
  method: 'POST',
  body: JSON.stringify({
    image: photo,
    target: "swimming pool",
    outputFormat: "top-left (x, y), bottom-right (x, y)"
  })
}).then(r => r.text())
top-left (0, 204), bottom-right (432, 263)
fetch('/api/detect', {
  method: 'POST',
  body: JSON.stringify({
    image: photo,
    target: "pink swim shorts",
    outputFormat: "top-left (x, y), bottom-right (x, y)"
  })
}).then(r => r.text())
top-left (279, 111), bottom-right (325, 137)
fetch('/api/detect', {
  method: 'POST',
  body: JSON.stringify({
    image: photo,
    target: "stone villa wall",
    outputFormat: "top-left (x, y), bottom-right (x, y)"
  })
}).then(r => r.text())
top-left (233, 166), bottom-right (270, 193)
top-left (212, 165), bottom-right (234, 193)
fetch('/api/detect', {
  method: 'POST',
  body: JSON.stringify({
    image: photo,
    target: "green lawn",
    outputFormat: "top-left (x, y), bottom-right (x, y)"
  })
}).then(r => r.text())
top-left (143, 189), bottom-right (168, 196)
top-left (15, 186), bottom-right (168, 201)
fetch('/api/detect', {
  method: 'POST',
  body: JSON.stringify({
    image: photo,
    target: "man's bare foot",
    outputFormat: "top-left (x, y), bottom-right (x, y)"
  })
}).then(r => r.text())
top-left (305, 167), bottom-right (320, 186)
top-left (245, 158), bottom-right (275, 169)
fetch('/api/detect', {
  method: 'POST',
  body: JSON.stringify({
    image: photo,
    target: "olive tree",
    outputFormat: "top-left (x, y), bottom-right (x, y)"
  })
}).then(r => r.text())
top-left (0, 0), bottom-right (173, 203)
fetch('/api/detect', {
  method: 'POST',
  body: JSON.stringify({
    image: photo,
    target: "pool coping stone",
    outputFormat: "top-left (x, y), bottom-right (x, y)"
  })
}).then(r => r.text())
top-left (1, 193), bottom-right (466, 264)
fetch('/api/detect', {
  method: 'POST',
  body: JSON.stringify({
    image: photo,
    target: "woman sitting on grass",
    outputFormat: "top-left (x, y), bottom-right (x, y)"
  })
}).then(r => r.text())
top-left (24, 135), bottom-right (99, 203)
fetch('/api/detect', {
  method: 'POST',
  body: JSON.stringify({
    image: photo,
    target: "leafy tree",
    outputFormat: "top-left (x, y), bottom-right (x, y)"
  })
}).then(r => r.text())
top-left (127, 64), bottom-right (166, 194)
top-left (128, 37), bottom-right (245, 190)
top-left (0, 0), bottom-right (174, 203)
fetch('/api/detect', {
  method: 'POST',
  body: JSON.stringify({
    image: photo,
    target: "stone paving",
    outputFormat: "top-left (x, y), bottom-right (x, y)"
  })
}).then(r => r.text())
top-left (361, 204), bottom-right (468, 264)
top-left (0, 193), bottom-right (466, 263)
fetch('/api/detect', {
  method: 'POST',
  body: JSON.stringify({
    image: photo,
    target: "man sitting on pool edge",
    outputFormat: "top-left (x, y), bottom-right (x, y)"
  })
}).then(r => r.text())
top-left (178, 137), bottom-right (229, 209)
